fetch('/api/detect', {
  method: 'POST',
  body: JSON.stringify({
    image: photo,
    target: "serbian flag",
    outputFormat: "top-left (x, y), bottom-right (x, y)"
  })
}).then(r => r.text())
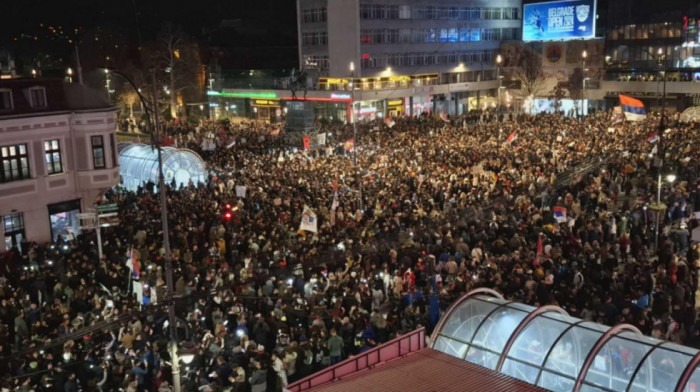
top-left (384, 116), bottom-right (395, 128)
top-left (553, 206), bottom-right (567, 223)
top-left (440, 111), bottom-right (449, 123)
top-left (270, 126), bottom-right (280, 136)
top-left (344, 139), bottom-right (355, 151)
top-left (647, 133), bottom-right (659, 143)
top-left (303, 136), bottom-right (310, 150)
top-left (619, 95), bottom-right (646, 121)
top-left (126, 247), bottom-right (140, 278)
top-left (506, 130), bottom-right (517, 144)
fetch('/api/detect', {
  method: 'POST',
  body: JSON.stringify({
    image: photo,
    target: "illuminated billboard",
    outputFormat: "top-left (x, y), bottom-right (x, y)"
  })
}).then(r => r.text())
top-left (523, 0), bottom-right (597, 42)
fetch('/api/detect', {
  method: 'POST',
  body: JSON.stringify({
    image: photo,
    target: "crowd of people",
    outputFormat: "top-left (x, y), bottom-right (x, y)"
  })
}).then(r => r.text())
top-left (1, 108), bottom-right (700, 392)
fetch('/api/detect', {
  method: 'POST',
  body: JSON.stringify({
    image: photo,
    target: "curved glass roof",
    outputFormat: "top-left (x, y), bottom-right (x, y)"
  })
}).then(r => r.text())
top-left (117, 143), bottom-right (207, 191)
top-left (431, 289), bottom-right (700, 392)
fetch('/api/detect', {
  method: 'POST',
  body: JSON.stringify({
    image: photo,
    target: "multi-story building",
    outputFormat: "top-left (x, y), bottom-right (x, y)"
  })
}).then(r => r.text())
top-left (297, 0), bottom-right (522, 116)
top-left (602, 0), bottom-right (700, 110)
top-left (0, 79), bottom-right (119, 250)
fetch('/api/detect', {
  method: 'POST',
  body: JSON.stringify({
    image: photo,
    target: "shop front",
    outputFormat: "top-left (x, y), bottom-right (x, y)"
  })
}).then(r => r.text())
top-left (48, 199), bottom-right (81, 242)
top-left (251, 99), bottom-right (282, 123)
top-left (386, 98), bottom-right (405, 117)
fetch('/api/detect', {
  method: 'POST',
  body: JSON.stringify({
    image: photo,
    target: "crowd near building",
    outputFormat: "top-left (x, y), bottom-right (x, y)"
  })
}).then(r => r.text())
top-left (1, 0), bottom-right (700, 392)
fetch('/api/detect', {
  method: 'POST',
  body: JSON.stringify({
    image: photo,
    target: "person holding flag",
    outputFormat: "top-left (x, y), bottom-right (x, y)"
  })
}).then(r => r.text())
top-left (619, 94), bottom-right (647, 121)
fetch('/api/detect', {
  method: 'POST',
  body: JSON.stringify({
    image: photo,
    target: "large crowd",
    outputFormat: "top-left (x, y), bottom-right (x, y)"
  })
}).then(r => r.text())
top-left (1, 108), bottom-right (700, 392)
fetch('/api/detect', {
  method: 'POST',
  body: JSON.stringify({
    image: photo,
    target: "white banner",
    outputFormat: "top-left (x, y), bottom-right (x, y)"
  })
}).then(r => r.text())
top-left (316, 133), bottom-right (327, 146)
top-left (235, 185), bottom-right (247, 198)
top-left (299, 205), bottom-right (318, 233)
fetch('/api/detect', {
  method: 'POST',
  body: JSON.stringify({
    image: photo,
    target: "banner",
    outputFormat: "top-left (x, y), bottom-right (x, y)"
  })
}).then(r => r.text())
top-left (553, 206), bottom-right (568, 223)
top-left (303, 136), bottom-right (311, 150)
top-left (344, 139), bottom-right (355, 151)
top-left (523, 0), bottom-right (597, 42)
top-left (299, 205), bottom-right (318, 233)
top-left (126, 247), bottom-right (140, 278)
top-left (235, 185), bottom-right (247, 198)
top-left (316, 133), bottom-right (327, 146)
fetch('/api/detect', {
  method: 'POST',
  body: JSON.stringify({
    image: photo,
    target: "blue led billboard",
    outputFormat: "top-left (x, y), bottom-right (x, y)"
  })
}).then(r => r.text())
top-left (523, 0), bottom-right (597, 41)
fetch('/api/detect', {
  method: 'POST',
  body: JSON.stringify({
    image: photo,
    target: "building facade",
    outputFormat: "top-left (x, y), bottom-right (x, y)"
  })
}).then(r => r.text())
top-left (0, 79), bottom-right (119, 250)
top-left (602, 0), bottom-right (700, 110)
top-left (297, 0), bottom-right (523, 116)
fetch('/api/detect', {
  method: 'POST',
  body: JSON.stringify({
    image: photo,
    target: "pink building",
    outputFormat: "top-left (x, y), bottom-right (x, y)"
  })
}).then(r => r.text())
top-left (0, 79), bottom-right (119, 250)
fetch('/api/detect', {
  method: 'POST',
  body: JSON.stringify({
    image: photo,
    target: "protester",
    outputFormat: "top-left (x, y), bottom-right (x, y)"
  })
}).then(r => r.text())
top-left (1, 109), bottom-right (699, 391)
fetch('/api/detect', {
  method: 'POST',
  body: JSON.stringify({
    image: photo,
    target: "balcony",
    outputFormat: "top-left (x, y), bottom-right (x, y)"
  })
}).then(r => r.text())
top-left (600, 80), bottom-right (700, 95)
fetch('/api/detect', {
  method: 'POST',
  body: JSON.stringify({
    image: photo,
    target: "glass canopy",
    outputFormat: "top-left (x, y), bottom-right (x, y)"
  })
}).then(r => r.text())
top-left (431, 289), bottom-right (700, 392)
top-left (117, 143), bottom-right (207, 191)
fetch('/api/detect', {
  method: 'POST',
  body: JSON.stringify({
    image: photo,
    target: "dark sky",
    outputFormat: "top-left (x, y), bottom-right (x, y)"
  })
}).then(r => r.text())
top-left (1, 0), bottom-right (297, 45)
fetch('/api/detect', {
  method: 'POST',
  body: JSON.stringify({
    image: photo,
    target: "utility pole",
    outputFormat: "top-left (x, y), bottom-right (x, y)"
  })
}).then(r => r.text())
top-left (151, 70), bottom-right (181, 392)
top-left (74, 43), bottom-right (84, 85)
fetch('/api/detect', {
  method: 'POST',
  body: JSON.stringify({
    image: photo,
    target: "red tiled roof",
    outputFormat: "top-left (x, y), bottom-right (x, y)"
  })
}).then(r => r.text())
top-left (304, 348), bottom-right (547, 392)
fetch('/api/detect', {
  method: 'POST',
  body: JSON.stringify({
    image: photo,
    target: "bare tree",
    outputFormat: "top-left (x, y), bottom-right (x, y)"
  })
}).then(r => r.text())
top-left (117, 89), bottom-right (140, 120)
top-left (157, 24), bottom-right (202, 119)
top-left (511, 46), bottom-right (548, 99)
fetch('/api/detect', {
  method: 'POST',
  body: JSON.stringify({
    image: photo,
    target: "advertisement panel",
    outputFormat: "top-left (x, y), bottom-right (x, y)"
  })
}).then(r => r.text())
top-left (523, 0), bottom-right (597, 42)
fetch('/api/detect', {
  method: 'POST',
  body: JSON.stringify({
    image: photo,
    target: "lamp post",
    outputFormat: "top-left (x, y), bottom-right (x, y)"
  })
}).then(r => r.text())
top-left (581, 50), bottom-right (587, 119)
top-left (106, 68), bottom-right (181, 392)
top-left (349, 61), bottom-right (363, 211)
top-left (496, 54), bottom-right (502, 108)
top-left (104, 69), bottom-right (112, 104)
top-left (653, 47), bottom-right (668, 252)
top-left (66, 68), bottom-right (73, 83)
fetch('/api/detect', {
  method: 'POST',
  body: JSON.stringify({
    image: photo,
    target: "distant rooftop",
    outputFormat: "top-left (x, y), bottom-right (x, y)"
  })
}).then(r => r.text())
top-left (0, 78), bottom-right (113, 118)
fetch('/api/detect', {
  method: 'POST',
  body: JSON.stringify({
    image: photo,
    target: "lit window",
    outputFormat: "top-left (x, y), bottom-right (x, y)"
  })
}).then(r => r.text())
top-left (0, 143), bottom-right (30, 183)
top-left (91, 135), bottom-right (105, 169)
top-left (44, 139), bottom-right (63, 175)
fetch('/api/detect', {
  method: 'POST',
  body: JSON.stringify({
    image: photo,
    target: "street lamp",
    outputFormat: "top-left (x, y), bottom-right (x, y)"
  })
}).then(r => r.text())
top-left (581, 50), bottom-right (587, 119)
top-left (349, 61), bottom-right (363, 211)
top-left (66, 68), bottom-right (73, 83)
top-left (31, 69), bottom-right (37, 78)
top-left (104, 68), bottom-right (181, 392)
top-left (496, 54), bottom-right (502, 108)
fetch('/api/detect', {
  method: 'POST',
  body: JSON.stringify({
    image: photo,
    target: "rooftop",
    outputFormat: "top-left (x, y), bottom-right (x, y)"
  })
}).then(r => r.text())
top-left (0, 78), bottom-right (113, 118)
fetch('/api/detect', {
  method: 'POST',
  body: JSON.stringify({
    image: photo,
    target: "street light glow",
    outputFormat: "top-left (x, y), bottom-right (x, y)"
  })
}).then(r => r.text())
top-left (349, 62), bottom-right (355, 72)
top-left (582, 50), bottom-right (587, 59)
top-left (666, 174), bottom-right (676, 183)
top-left (496, 54), bottom-right (502, 64)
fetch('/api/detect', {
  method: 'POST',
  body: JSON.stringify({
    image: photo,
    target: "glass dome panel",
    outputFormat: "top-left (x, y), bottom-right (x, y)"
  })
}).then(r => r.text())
top-left (439, 297), bottom-right (501, 342)
top-left (538, 370), bottom-right (576, 392)
top-left (117, 143), bottom-right (207, 191)
top-left (471, 307), bottom-right (528, 353)
top-left (583, 334), bottom-right (652, 392)
top-left (502, 358), bottom-right (540, 384)
top-left (629, 344), bottom-right (693, 392)
top-left (505, 315), bottom-right (570, 367)
top-left (465, 346), bottom-right (500, 370)
top-left (433, 336), bottom-right (468, 359)
top-left (683, 366), bottom-right (700, 392)
top-left (543, 323), bottom-right (606, 380)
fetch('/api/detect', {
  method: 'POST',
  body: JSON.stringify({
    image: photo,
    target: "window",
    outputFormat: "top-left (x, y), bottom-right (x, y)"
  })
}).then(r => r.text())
top-left (439, 29), bottom-right (449, 42)
top-left (28, 87), bottom-right (46, 107)
top-left (460, 28), bottom-right (471, 42)
top-left (386, 5), bottom-right (399, 19)
top-left (386, 29), bottom-right (399, 43)
top-left (302, 32), bottom-right (328, 46)
top-left (448, 28), bottom-right (459, 42)
top-left (399, 5), bottom-right (410, 19)
top-left (438, 6), bottom-right (449, 19)
top-left (400, 29), bottom-right (412, 43)
top-left (302, 8), bottom-right (326, 23)
top-left (91, 135), bottom-right (105, 169)
top-left (0, 89), bottom-right (12, 110)
top-left (44, 139), bottom-right (62, 175)
top-left (1, 144), bottom-right (30, 183)
top-left (471, 29), bottom-right (481, 41)
top-left (448, 6), bottom-right (459, 19)
top-left (425, 29), bottom-right (436, 42)
top-left (3, 212), bottom-right (25, 252)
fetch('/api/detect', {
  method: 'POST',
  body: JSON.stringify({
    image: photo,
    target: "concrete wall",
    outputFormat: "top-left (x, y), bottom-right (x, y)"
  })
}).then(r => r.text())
top-left (327, 0), bottom-right (361, 78)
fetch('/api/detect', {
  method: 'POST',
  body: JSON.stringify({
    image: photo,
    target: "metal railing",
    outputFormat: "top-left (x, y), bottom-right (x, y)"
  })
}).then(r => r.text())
top-left (285, 327), bottom-right (426, 392)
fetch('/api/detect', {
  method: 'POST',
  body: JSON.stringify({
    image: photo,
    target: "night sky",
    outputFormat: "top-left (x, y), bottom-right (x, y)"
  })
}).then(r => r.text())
top-left (1, 0), bottom-right (297, 45)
